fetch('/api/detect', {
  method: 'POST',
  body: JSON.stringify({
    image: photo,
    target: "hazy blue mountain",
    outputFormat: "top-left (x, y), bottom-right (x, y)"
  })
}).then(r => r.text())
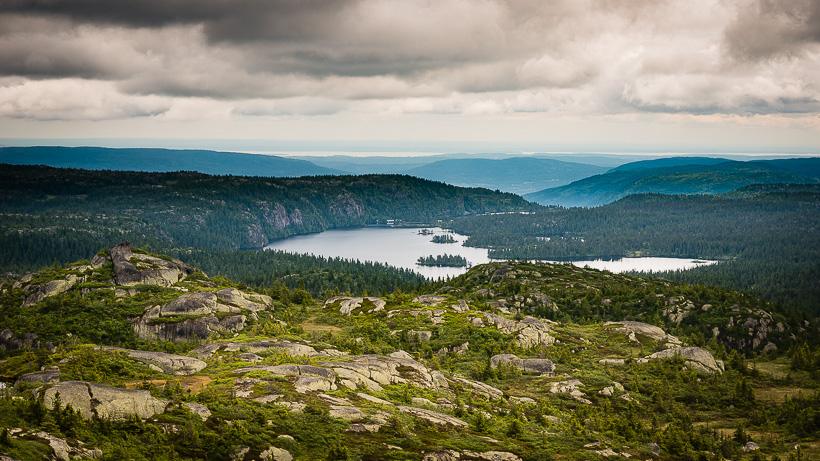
top-left (609, 156), bottom-right (731, 172)
top-left (753, 157), bottom-right (820, 180)
top-left (0, 146), bottom-right (344, 177)
top-left (524, 159), bottom-right (820, 207)
top-left (403, 157), bottom-right (607, 195)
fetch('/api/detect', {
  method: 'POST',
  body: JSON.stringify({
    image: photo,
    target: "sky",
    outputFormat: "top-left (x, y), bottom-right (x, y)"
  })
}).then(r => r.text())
top-left (0, 0), bottom-right (819, 154)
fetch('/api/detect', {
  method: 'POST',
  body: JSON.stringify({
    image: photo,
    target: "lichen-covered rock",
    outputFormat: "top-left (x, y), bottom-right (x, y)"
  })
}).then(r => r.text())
top-left (490, 354), bottom-right (554, 374)
top-left (294, 375), bottom-right (336, 393)
top-left (324, 296), bottom-right (386, 315)
top-left (183, 402), bottom-right (211, 421)
top-left (603, 321), bottom-right (671, 342)
top-left (641, 347), bottom-right (723, 374)
top-left (319, 354), bottom-right (449, 391)
top-left (17, 366), bottom-right (60, 384)
top-left (101, 347), bottom-right (206, 375)
top-left (482, 313), bottom-right (555, 348)
top-left (41, 381), bottom-right (168, 420)
top-left (110, 242), bottom-right (193, 287)
top-left (260, 446), bottom-right (293, 461)
top-left (216, 288), bottom-right (267, 311)
top-left (23, 274), bottom-right (80, 306)
top-left (160, 292), bottom-right (218, 316)
top-left (398, 405), bottom-right (468, 428)
top-left (133, 313), bottom-right (246, 343)
top-left (412, 295), bottom-right (449, 306)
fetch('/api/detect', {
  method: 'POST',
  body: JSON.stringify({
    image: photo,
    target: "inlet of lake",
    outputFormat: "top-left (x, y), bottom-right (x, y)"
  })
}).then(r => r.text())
top-left (264, 227), bottom-right (718, 279)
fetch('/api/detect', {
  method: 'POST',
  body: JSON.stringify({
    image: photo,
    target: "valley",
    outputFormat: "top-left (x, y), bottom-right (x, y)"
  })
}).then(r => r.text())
top-left (0, 244), bottom-right (817, 461)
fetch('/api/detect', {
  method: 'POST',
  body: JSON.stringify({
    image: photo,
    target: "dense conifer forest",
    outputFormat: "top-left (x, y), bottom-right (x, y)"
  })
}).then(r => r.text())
top-left (448, 184), bottom-right (820, 315)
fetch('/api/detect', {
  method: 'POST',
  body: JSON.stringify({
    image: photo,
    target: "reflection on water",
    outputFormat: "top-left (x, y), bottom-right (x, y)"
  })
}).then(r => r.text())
top-left (264, 227), bottom-right (718, 279)
top-left (265, 227), bottom-right (490, 279)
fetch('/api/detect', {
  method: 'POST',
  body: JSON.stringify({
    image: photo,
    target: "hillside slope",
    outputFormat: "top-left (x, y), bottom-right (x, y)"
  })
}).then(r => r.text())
top-left (0, 165), bottom-right (538, 272)
top-left (405, 157), bottom-right (607, 195)
top-left (0, 247), bottom-right (817, 460)
top-left (0, 146), bottom-right (344, 177)
top-left (524, 159), bottom-right (820, 207)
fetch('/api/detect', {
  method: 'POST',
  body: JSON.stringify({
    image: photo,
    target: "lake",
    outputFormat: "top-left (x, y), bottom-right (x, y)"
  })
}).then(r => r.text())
top-left (264, 227), bottom-right (717, 279)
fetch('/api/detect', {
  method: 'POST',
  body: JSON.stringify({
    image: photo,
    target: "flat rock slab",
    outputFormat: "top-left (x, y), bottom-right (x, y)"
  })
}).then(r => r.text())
top-left (17, 367), bottom-right (60, 384)
top-left (42, 381), bottom-right (168, 420)
top-left (101, 347), bottom-right (206, 376)
top-left (398, 405), bottom-right (468, 428)
top-left (642, 347), bottom-right (723, 374)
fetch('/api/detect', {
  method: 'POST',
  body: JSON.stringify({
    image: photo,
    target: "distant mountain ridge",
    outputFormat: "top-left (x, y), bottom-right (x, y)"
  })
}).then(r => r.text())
top-left (0, 146), bottom-right (344, 177)
top-left (524, 157), bottom-right (820, 207)
top-left (405, 157), bottom-right (608, 195)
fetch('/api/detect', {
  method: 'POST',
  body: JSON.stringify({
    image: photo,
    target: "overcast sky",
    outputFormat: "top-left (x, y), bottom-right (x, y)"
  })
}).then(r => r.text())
top-left (1, 0), bottom-right (819, 153)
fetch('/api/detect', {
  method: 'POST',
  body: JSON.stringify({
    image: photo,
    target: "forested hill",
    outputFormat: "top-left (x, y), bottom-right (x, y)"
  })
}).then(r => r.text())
top-left (449, 184), bottom-right (820, 315)
top-left (0, 164), bottom-right (537, 272)
top-left (524, 158), bottom-right (820, 207)
top-left (404, 157), bottom-right (607, 195)
top-left (0, 146), bottom-right (343, 177)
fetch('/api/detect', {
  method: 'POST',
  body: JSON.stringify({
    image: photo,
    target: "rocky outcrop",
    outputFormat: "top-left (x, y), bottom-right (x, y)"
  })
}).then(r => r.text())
top-left (216, 288), bottom-right (271, 311)
top-left (319, 354), bottom-right (449, 392)
top-left (17, 366), bottom-right (60, 384)
top-left (110, 242), bottom-right (194, 287)
top-left (412, 295), bottom-right (449, 306)
top-left (398, 405), bottom-right (468, 428)
top-left (260, 447), bottom-right (293, 461)
top-left (184, 402), bottom-right (211, 421)
top-left (133, 311), bottom-right (246, 343)
top-left (0, 329), bottom-right (42, 350)
top-left (661, 297), bottom-right (696, 325)
top-left (640, 347), bottom-right (724, 374)
top-left (490, 354), bottom-right (554, 374)
top-left (481, 313), bottom-right (555, 348)
top-left (22, 274), bottom-right (80, 306)
top-left (603, 321), bottom-right (681, 346)
top-left (100, 347), bottom-right (206, 375)
top-left (191, 340), bottom-right (344, 359)
top-left (133, 291), bottom-right (252, 342)
top-left (324, 296), bottom-right (386, 315)
top-left (41, 381), bottom-right (168, 420)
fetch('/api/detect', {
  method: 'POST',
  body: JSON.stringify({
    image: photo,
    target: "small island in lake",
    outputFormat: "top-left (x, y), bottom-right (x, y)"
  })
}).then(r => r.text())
top-left (417, 254), bottom-right (468, 267)
top-left (431, 234), bottom-right (456, 244)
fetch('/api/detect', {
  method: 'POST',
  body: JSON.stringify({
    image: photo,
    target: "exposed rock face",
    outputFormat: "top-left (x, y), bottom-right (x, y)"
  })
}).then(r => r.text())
top-left (598, 358), bottom-right (626, 366)
top-left (216, 288), bottom-right (270, 311)
top-left (662, 296), bottom-right (695, 325)
top-left (482, 313), bottom-right (555, 348)
top-left (319, 354), bottom-right (449, 392)
top-left (260, 447), bottom-right (293, 461)
top-left (23, 275), bottom-right (80, 306)
top-left (100, 347), bottom-right (207, 375)
top-left (183, 402), bottom-right (211, 421)
top-left (17, 366), bottom-right (60, 384)
top-left (412, 295), bottom-right (449, 306)
top-left (641, 347), bottom-right (724, 374)
top-left (324, 296), bottom-right (386, 315)
top-left (490, 354), bottom-right (554, 374)
top-left (41, 381), bottom-right (168, 420)
top-left (160, 292), bottom-right (220, 316)
top-left (110, 242), bottom-right (194, 287)
top-left (190, 340), bottom-right (342, 359)
top-left (133, 312), bottom-right (246, 343)
top-left (133, 291), bottom-right (255, 342)
top-left (398, 405), bottom-right (468, 428)
top-left (604, 321), bottom-right (669, 342)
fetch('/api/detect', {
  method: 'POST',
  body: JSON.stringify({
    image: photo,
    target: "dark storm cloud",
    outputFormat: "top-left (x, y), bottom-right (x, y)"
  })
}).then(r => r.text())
top-left (0, 0), bottom-right (818, 120)
top-left (723, 0), bottom-right (820, 60)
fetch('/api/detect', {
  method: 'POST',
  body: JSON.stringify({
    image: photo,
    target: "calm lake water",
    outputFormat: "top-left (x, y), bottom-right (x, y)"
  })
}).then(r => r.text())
top-left (264, 227), bottom-right (717, 279)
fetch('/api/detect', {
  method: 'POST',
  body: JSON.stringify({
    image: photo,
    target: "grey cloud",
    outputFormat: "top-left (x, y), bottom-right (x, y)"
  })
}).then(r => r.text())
top-left (723, 0), bottom-right (820, 61)
top-left (0, 0), bottom-right (818, 120)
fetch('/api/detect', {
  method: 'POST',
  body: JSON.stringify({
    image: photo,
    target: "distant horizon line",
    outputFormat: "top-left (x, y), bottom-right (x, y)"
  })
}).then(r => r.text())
top-left (1, 138), bottom-right (817, 158)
